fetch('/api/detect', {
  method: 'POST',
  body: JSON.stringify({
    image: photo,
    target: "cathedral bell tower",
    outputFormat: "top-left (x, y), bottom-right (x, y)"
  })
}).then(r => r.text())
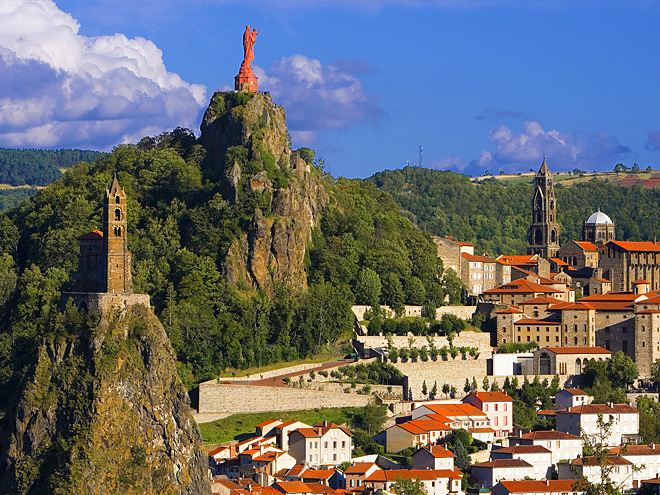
top-left (527, 157), bottom-right (560, 258)
top-left (103, 176), bottom-right (133, 294)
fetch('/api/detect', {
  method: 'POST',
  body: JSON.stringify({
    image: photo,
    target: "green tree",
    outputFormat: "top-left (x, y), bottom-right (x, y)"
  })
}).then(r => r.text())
top-left (422, 380), bottom-right (428, 397)
top-left (442, 269), bottom-right (464, 305)
top-left (381, 273), bottom-right (405, 316)
top-left (405, 276), bottom-right (426, 305)
top-left (358, 401), bottom-right (388, 435)
top-left (464, 378), bottom-right (471, 393)
top-left (606, 351), bottom-right (638, 390)
top-left (482, 376), bottom-right (490, 391)
top-left (652, 359), bottom-right (660, 390)
top-left (392, 476), bottom-right (428, 495)
top-left (451, 439), bottom-right (471, 472)
top-left (354, 267), bottom-right (381, 307)
top-left (431, 381), bottom-right (438, 399)
top-left (442, 383), bottom-right (450, 398)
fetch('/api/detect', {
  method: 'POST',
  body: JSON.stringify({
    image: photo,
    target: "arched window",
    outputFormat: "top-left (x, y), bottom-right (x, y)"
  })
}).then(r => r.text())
top-left (575, 358), bottom-right (582, 374)
top-left (550, 200), bottom-right (554, 210)
top-left (115, 208), bottom-right (121, 221)
top-left (535, 229), bottom-right (543, 244)
top-left (551, 230), bottom-right (557, 243)
top-left (116, 195), bottom-right (120, 204)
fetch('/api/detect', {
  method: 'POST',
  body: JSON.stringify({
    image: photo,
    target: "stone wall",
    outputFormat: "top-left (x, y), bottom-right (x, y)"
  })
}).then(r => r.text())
top-left (198, 383), bottom-right (374, 413)
top-left (356, 331), bottom-right (492, 354)
top-left (351, 305), bottom-right (477, 321)
top-left (64, 291), bottom-right (151, 313)
top-left (396, 359), bottom-right (488, 400)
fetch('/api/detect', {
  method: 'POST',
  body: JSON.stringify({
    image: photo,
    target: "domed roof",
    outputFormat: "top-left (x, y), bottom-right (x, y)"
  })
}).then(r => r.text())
top-left (586, 209), bottom-right (613, 225)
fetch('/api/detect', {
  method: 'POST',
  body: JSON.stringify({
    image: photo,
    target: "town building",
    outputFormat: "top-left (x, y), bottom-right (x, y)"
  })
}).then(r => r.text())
top-left (363, 468), bottom-right (464, 495)
top-left (583, 209), bottom-right (616, 246)
top-left (555, 403), bottom-right (639, 446)
top-left (288, 422), bottom-right (352, 467)
top-left (462, 391), bottom-right (513, 438)
top-left (433, 236), bottom-right (475, 276)
top-left (557, 456), bottom-right (634, 492)
top-left (490, 445), bottom-right (553, 479)
top-left (599, 240), bottom-right (660, 292)
top-left (554, 389), bottom-right (591, 410)
top-left (490, 479), bottom-right (583, 495)
top-left (556, 241), bottom-right (599, 269)
top-left (510, 430), bottom-right (582, 467)
top-left (532, 346), bottom-right (611, 375)
top-left (471, 459), bottom-right (534, 489)
top-left (411, 445), bottom-right (455, 471)
top-left (343, 462), bottom-right (381, 489)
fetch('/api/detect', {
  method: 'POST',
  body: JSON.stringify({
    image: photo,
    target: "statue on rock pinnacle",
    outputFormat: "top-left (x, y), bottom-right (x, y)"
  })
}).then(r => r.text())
top-left (235, 25), bottom-right (259, 93)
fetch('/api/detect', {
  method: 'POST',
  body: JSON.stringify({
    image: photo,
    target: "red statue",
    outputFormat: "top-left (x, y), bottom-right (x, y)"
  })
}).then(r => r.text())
top-left (235, 26), bottom-right (259, 93)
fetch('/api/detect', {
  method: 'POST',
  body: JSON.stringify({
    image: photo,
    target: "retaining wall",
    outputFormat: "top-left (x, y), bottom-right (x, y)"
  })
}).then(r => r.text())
top-left (356, 331), bottom-right (492, 354)
top-left (198, 383), bottom-right (375, 413)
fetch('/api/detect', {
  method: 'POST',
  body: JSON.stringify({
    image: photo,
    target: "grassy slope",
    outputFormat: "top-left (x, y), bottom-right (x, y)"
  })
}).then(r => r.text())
top-left (198, 407), bottom-right (364, 444)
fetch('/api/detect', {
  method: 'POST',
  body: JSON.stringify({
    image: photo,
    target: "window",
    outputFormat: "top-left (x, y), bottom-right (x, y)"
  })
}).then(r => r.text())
top-left (333, 454), bottom-right (337, 461)
top-left (115, 208), bottom-right (121, 221)
top-left (116, 195), bottom-right (120, 204)
top-left (494, 417), bottom-right (498, 426)
top-left (504, 403), bottom-right (507, 411)
top-left (504, 416), bottom-right (507, 426)
top-left (495, 404), bottom-right (498, 411)
top-left (333, 441), bottom-right (337, 449)
top-left (342, 441), bottom-right (346, 448)
top-left (324, 442), bottom-right (328, 449)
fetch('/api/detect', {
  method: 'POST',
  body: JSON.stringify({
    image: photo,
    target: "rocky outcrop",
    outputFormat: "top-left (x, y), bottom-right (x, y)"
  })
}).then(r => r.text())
top-left (1, 306), bottom-right (210, 495)
top-left (201, 92), bottom-right (328, 294)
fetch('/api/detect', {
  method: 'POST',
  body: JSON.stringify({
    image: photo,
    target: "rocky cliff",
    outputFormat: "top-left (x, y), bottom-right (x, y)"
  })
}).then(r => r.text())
top-left (1, 305), bottom-right (210, 495)
top-left (200, 91), bottom-right (328, 295)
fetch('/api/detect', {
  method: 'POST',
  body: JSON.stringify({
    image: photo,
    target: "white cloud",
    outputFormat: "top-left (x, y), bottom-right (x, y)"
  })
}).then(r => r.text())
top-left (254, 55), bottom-right (384, 141)
top-left (463, 121), bottom-right (630, 175)
top-left (427, 155), bottom-right (470, 172)
top-left (0, 0), bottom-right (206, 150)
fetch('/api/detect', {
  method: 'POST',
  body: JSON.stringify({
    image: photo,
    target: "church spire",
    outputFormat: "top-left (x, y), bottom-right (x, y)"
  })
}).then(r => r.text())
top-left (103, 176), bottom-right (133, 294)
top-left (527, 157), bottom-right (560, 258)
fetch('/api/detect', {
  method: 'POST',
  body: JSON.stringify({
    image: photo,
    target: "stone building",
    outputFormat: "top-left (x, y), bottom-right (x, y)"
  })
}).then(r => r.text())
top-left (532, 346), bottom-right (611, 375)
top-left (527, 158), bottom-right (560, 258)
top-left (432, 236), bottom-right (474, 275)
top-left (599, 240), bottom-right (660, 292)
top-left (65, 176), bottom-right (150, 312)
top-left (583, 209), bottom-right (615, 245)
top-left (461, 252), bottom-right (498, 296)
top-left (556, 240), bottom-right (599, 269)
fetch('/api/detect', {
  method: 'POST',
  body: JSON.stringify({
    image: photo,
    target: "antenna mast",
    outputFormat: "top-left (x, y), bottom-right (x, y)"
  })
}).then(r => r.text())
top-left (418, 145), bottom-right (423, 168)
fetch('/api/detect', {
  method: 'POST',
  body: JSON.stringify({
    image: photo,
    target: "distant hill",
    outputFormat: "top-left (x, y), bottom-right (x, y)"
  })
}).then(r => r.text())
top-left (366, 166), bottom-right (660, 257)
top-left (471, 169), bottom-right (660, 188)
top-left (0, 148), bottom-right (104, 187)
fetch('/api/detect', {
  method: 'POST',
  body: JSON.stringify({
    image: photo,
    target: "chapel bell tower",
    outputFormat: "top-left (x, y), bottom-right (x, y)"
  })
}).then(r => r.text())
top-left (103, 176), bottom-right (133, 294)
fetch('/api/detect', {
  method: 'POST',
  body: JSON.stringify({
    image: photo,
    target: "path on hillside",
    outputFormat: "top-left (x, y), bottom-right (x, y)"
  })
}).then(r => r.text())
top-left (230, 359), bottom-right (355, 387)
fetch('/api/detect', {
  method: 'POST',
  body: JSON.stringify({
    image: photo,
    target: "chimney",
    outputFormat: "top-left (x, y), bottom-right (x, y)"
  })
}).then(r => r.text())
top-left (323, 420), bottom-right (328, 428)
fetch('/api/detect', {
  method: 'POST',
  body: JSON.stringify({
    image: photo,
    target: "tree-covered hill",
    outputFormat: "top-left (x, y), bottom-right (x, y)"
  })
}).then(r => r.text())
top-left (367, 166), bottom-right (660, 256)
top-left (0, 94), bottom-right (454, 405)
top-left (0, 148), bottom-right (104, 186)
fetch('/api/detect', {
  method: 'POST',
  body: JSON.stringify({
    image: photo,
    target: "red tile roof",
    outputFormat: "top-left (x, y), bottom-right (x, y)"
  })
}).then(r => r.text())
top-left (575, 241), bottom-right (598, 251)
top-left (561, 403), bottom-right (637, 414)
top-left (634, 279), bottom-right (651, 284)
top-left (416, 445), bottom-right (455, 458)
top-left (514, 318), bottom-right (560, 325)
top-left (497, 479), bottom-right (583, 494)
top-left (365, 469), bottom-right (462, 482)
top-left (496, 307), bottom-right (523, 314)
top-left (465, 391), bottom-right (513, 403)
top-left (257, 419), bottom-right (282, 428)
top-left (78, 229), bottom-right (103, 240)
top-left (560, 301), bottom-right (596, 311)
top-left (472, 459), bottom-right (532, 468)
top-left (568, 455), bottom-right (632, 466)
top-left (492, 445), bottom-right (551, 454)
top-left (561, 388), bottom-right (589, 396)
top-left (608, 240), bottom-right (660, 253)
top-left (343, 463), bottom-right (379, 475)
top-left (461, 252), bottom-right (496, 263)
top-left (544, 346), bottom-right (611, 355)
top-left (610, 444), bottom-right (660, 455)
top-left (519, 430), bottom-right (581, 440)
top-left (418, 403), bottom-right (488, 418)
top-left (550, 258), bottom-right (569, 266)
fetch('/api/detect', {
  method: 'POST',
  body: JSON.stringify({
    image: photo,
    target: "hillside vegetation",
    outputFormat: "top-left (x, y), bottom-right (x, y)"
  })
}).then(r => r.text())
top-left (368, 166), bottom-right (660, 256)
top-left (0, 148), bottom-right (103, 186)
top-left (0, 94), bottom-right (455, 402)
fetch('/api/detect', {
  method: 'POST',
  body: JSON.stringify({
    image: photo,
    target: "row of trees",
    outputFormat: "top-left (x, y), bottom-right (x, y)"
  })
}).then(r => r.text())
top-left (0, 148), bottom-right (103, 186)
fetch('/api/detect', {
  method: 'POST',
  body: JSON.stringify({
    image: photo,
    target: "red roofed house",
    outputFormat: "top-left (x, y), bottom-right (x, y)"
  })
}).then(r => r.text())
top-left (238, 446), bottom-right (297, 484)
top-left (510, 430), bottom-right (582, 468)
top-left (463, 392), bottom-right (513, 438)
top-left (343, 462), bottom-right (381, 489)
top-left (554, 389), bottom-right (591, 410)
top-left (461, 252), bottom-right (498, 296)
top-left (610, 444), bottom-right (660, 488)
top-left (483, 278), bottom-right (569, 307)
top-left (556, 403), bottom-right (639, 446)
top-left (490, 444), bottom-right (553, 479)
top-left (364, 468), bottom-right (463, 495)
top-left (412, 403), bottom-right (491, 430)
top-left (491, 479), bottom-right (584, 495)
top-left (411, 445), bottom-right (455, 470)
top-left (288, 422), bottom-right (352, 467)
top-left (558, 455), bottom-right (634, 491)
top-left (556, 240), bottom-right (599, 269)
top-left (384, 418), bottom-right (452, 452)
top-left (471, 459), bottom-right (534, 489)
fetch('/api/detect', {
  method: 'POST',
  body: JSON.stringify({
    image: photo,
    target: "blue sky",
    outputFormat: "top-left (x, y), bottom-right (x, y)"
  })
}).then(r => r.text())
top-left (2, 0), bottom-right (660, 178)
